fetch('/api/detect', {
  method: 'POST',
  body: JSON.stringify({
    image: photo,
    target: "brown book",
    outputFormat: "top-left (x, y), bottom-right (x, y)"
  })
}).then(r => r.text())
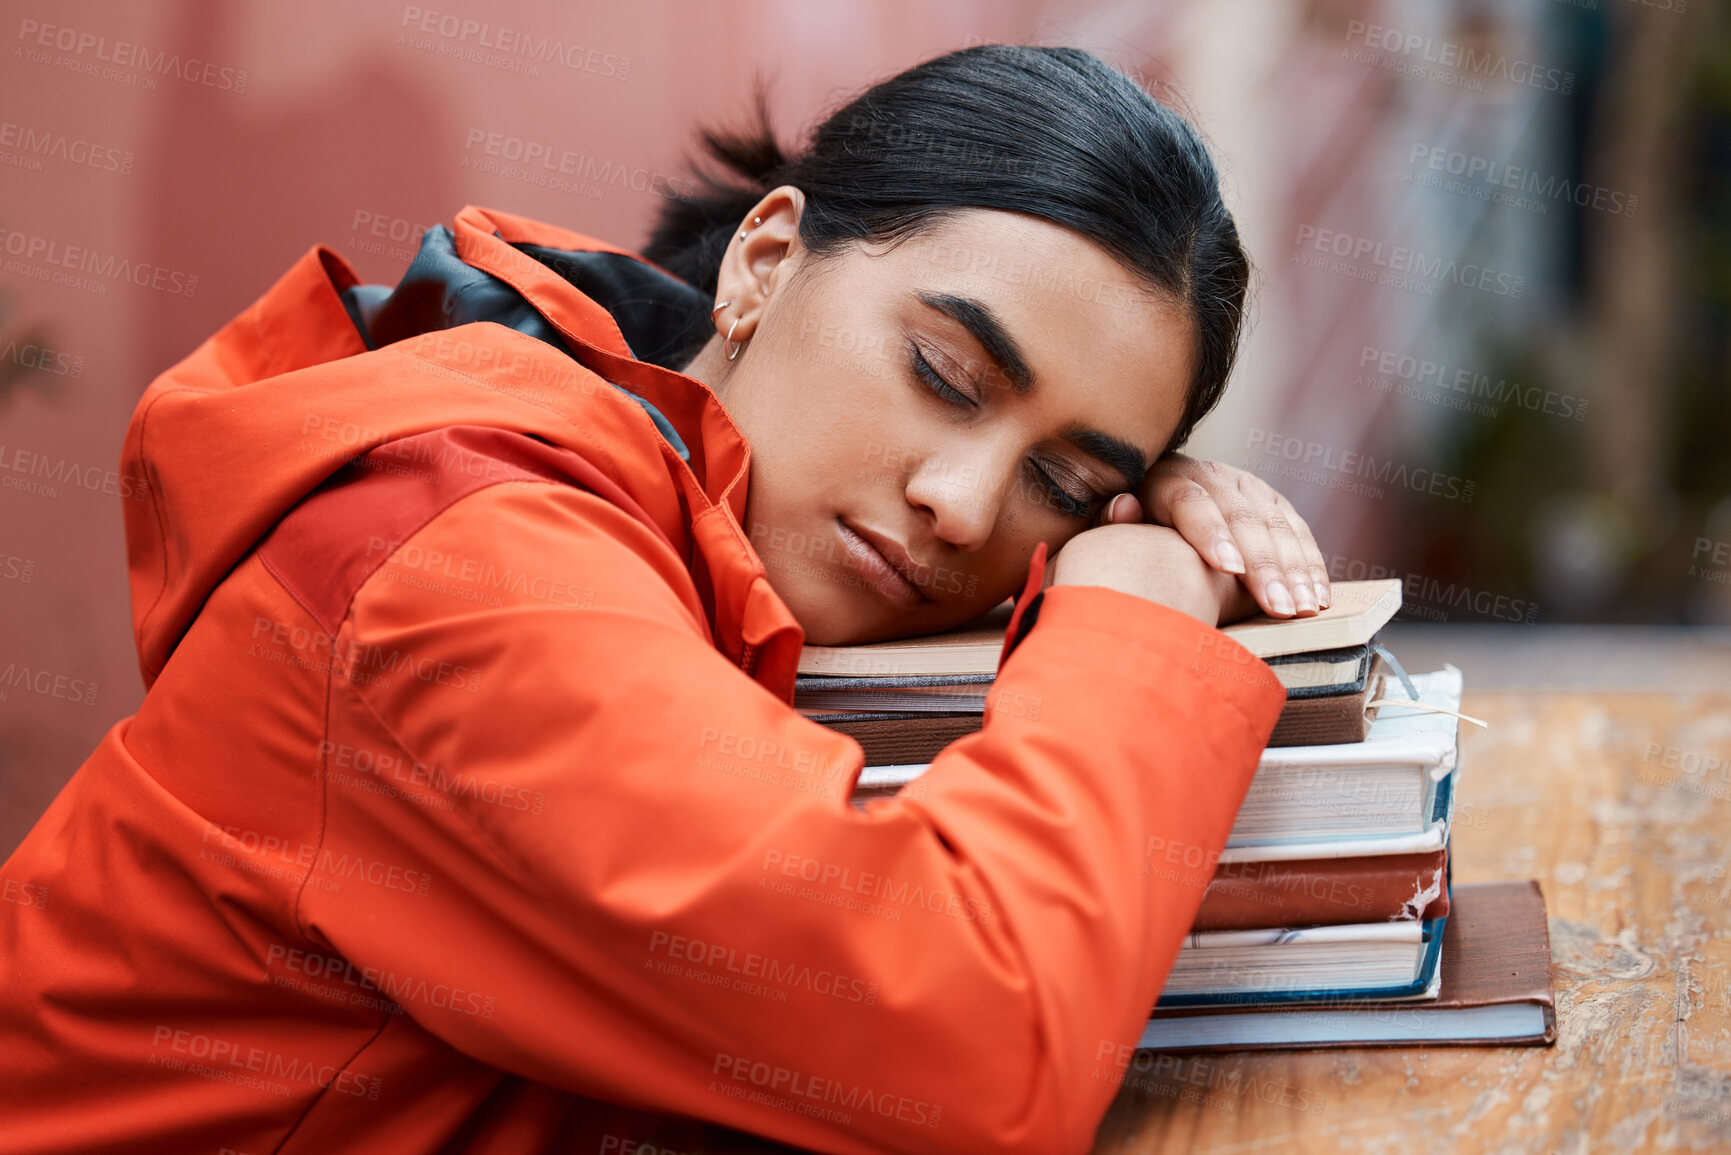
top-left (1136, 881), bottom-right (1557, 1052)
top-left (1193, 849), bottom-right (1448, 932)
top-left (1265, 670), bottom-right (1384, 747)
top-left (815, 669), bottom-right (1386, 765)
top-left (812, 712), bottom-right (984, 765)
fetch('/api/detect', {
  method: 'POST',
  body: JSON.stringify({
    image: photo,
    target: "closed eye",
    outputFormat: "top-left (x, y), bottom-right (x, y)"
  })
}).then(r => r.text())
top-left (907, 341), bottom-right (1105, 521)
top-left (909, 344), bottom-right (976, 408)
top-left (1026, 459), bottom-right (1096, 519)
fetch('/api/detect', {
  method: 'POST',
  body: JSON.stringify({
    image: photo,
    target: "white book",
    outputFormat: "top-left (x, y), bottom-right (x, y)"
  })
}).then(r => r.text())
top-left (856, 668), bottom-right (1465, 850)
top-left (1160, 919), bottom-right (1438, 1002)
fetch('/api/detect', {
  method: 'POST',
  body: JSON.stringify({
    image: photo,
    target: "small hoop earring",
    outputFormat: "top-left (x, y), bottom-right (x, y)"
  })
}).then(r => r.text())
top-left (711, 300), bottom-right (732, 314)
top-left (724, 318), bottom-right (743, 361)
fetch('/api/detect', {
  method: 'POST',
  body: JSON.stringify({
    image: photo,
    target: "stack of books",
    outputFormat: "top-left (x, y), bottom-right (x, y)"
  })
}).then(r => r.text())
top-left (798, 581), bottom-right (1406, 758)
top-left (802, 581), bottom-right (1557, 1052)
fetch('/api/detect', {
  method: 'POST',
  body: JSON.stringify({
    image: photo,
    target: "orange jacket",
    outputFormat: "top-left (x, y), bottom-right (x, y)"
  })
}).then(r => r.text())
top-left (0, 206), bottom-right (1284, 1155)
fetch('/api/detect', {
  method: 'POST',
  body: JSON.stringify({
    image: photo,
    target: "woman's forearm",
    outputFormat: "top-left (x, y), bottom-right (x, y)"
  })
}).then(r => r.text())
top-left (301, 484), bottom-right (1284, 1155)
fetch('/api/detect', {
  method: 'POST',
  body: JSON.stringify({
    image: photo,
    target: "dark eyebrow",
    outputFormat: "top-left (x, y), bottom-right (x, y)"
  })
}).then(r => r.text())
top-left (916, 292), bottom-right (1035, 394)
top-left (915, 290), bottom-right (1151, 492)
top-left (1064, 425), bottom-right (1150, 494)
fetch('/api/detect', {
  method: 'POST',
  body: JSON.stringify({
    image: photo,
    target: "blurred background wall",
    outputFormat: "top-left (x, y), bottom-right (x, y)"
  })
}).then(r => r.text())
top-left (1, 0), bottom-right (1726, 855)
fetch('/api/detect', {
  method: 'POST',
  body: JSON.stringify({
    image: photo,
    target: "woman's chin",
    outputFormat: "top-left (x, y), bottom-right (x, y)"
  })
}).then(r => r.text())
top-left (767, 563), bottom-right (1012, 646)
top-left (763, 572), bottom-right (885, 645)
top-left (776, 581), bottom-right (878, 646)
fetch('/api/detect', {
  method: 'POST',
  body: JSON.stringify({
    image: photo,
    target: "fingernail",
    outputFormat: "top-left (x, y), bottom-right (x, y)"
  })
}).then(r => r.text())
top-left (1267, 580), bottom-right (1296, 616)
top-left (1107, 494), bottom-right (1130, 522)
top-left (1216, 541), bottom-right (1246, 574)
top-left (1293, 583), bottom-right (1318, 613)
top-left (1317, 584), bottom-right (1332, 609)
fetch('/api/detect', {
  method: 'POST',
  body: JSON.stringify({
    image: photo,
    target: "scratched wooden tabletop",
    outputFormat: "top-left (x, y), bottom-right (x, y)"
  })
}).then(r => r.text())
top-left (551, 628), bottom-right (1731, 1154)
top-left (1093, 679), bottom-right (1731, 1154)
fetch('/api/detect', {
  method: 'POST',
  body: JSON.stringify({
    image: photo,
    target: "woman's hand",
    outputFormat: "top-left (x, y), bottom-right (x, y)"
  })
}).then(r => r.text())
top-left (1049, 523), bottom-right (1258, 627)
top-left (1092, 453), bottom-right (1330, 619)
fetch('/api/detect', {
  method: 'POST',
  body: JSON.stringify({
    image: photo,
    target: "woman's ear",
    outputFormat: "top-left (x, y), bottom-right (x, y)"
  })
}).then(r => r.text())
top-left (712, 185), bottom-right (806, 345)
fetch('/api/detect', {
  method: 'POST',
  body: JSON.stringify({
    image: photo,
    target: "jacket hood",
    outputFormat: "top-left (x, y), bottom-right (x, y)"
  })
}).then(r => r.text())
top-left (120, 205), bottom-right (802, 692)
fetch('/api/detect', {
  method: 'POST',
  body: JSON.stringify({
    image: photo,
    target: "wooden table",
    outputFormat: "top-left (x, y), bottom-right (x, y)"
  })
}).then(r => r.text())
top-left (549, 628), bottom-right (1731, 1154)
top-left (1093, 684), bottom-right (1731, 1155)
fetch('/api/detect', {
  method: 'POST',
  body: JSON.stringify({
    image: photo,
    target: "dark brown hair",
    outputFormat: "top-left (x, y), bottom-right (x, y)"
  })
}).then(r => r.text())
top-left (645, 44), bottom-right (1250, 453)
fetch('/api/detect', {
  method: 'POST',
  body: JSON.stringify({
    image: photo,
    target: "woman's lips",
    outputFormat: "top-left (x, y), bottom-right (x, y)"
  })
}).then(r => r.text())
top-left (836, 519), bottom-right (927, 610)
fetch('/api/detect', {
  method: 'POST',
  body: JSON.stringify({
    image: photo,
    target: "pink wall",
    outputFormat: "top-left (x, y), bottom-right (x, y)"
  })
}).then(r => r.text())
top-left (0, 0), bottom-right (1191, 854)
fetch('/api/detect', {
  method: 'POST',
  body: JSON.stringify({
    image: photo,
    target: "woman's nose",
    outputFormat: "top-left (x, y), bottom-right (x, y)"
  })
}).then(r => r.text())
top-left (903, 451), bottom-right (1007, 552)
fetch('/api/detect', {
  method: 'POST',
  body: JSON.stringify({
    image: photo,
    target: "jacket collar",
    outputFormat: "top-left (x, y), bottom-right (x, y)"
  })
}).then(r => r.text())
top-left (442, 206), bottom-right (806, 696)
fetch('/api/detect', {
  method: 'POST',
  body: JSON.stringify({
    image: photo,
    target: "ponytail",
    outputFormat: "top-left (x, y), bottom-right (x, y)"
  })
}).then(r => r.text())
top-left (642, 87), bottom-right (788, 296)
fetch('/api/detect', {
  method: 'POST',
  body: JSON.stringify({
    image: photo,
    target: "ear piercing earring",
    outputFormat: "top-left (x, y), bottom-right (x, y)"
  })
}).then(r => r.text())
top-left (719, 215), bottom-right (766, 357)
top-left (712, 299), bottom-right (745, 361)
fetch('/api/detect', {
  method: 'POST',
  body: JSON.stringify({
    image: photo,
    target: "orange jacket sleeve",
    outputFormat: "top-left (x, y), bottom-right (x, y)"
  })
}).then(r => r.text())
top-left (302, 478), bottom-right (1285, 1155)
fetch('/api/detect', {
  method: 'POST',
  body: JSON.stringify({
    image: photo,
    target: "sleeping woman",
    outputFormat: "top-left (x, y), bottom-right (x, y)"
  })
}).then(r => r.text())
top-left (0, 43), bottom-right (1327, 1155)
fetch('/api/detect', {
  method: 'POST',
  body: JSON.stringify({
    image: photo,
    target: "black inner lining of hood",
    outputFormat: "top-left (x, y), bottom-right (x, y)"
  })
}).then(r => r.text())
top-left (339, 225), bottom-right (714, 461)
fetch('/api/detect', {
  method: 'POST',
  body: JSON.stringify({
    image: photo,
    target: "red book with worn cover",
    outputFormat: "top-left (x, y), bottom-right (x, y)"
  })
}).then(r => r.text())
top-left (1191, 849), bottom-right (1448, 931)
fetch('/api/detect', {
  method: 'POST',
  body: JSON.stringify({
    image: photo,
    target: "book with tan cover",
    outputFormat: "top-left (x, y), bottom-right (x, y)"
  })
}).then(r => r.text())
top-left (796, 580), bottom-right (1401, 677)
top-left (1220, 579), bottom-right (1401, 660)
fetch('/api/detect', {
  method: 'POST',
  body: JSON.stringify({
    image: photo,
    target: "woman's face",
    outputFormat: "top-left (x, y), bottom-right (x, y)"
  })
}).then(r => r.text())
top-left (683, 187), bottom-right (1197, 646)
